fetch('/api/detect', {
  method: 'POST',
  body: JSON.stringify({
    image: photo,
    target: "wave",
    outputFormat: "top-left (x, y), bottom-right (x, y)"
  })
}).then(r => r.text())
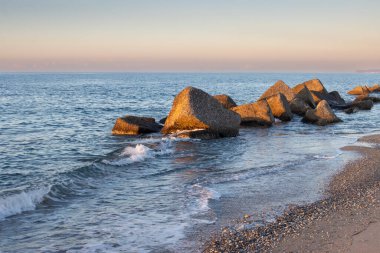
top-left (0, 186), bottom-right (51, 220)
top-left (189, 184), bottom-right (221, 212)
top-left (102, 140), bottom-right (173, 166)
top-left (313, 152), bottom-right (342, 159)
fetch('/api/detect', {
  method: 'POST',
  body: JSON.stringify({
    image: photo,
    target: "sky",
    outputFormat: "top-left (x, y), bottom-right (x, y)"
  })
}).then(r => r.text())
top-left (1, 0), bottom-right (380, 72)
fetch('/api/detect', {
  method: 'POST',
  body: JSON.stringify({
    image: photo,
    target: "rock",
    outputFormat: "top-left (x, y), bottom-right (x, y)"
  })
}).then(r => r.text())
top-left (354, 95), bottom-right (380, 103)
top-left (171, 129), bottom-right (220, 140)
top-left (310, 91), bottom-right (323, 104)
top-left (112, 115), bottom-right (162, 135)
top-left (258, 80), bottom-right (295, 102)
top-left (369, 97), bottom-right (380, 103)
top-left (369, 84), bottom-right (380, 92)
top-left (302, 100), bottom-right (342, 126)
top-left (347, 86), bottom-right (370, 95)
top-left (292, 85), bottom-right (316, 108)
top-left (159, 117), bottom-right (167, 124)
top-left (329, 91), bottom-right (346, 104)
top-left (343, 97), bottom-right (374, 113)
top-left (354, 95), bottom-right (371, 102)
top-left (232, 100), bottom-right (275, 126)
top-left (310, 91), bottom-right (348, 109)
top-left (162, 86), bottom-right (241, 138)
top-left (352, 100), bottom-right (374, 110)
top-left (265, 93), bottom-right (293, 121)
top-left (295, 79), bottom-right (328, 94)
top-left (289, 98), bottom-right (311, 116)
top-left (344, 107), bottom-right (359, 114)
top-left (213, 94), bottom-right (237, 109)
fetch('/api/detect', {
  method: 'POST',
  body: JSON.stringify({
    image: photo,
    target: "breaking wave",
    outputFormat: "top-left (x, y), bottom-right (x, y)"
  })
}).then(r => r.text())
top-left (0, 186), bottom-right (51, 220)
top-left (102, 140), bottom-right (173, 166)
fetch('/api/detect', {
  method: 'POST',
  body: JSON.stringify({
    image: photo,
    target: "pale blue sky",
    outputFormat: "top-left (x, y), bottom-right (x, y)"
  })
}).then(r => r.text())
top-left (1, 0), bottom-right (379, 72)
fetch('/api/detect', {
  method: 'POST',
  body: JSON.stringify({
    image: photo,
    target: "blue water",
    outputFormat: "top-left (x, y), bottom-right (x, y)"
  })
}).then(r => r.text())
top-left (0, 73), bottom-right (379, 252)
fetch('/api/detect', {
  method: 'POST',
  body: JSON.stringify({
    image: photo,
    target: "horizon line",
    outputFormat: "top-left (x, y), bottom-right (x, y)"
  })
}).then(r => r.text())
top-left (0, 70), bottom-right (367, 75)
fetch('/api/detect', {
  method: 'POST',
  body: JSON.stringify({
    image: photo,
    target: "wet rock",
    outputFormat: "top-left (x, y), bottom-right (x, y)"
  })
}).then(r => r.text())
top-left (292, 85), bottom-right (316, 108)
top-left (112, 115), bottom-right (162, 135)
top-left (171, 129), bottom-right (220, 140)
top-left (162, 86), bottom-right (241, 138)
top-left (352, 100), bottom-right (374, 110)
top-left (264, 93), bottom-right (293, 121)
top-left (213, 94), bottom-right (238, 109)
top-left (232, 100), bottom-right (275, 126)
top-left (258, 80), bottom-right (295, 102)
top-left (344, 107), bottom-right (359, 114)
top-left (289, 98), bottom-right (311, 116)
top-left (347, 86), bottom-right (370, 95)
top-left (302, 100), bottom-right (342, 126)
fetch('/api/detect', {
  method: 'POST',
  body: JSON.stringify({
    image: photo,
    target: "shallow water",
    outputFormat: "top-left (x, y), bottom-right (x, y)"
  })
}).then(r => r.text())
top-left (0, 73), bottom-right (379, 252)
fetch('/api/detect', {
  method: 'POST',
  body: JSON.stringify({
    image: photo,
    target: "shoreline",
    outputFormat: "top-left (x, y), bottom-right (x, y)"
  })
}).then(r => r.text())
top-left (201, 134), bottom-right (380, 252)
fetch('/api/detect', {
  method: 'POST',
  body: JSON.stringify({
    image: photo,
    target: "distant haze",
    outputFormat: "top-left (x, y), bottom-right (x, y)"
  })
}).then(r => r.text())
top-left (1, 0), bottom-right (380, 72)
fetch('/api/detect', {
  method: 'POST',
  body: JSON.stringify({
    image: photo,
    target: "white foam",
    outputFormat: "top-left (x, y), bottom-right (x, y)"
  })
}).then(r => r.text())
top-left (313, 152), bottom-right (342, 159)
top-left (191, 184), bottom-right (221, 211)
top-left (121, 144), bottom-right (153, 160)
top-left (102, 141), bottom-right (173, 166)
top-left (0, 186), bottom-right (50, 220)
top-left (274, 118), bottom-right (282, 123)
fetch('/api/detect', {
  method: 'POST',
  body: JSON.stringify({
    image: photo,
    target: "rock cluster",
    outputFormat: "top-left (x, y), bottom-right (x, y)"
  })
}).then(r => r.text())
top-left (111, 79), bottom-right (378, 139)
top-left (347, 84), bottom-right (380, 95)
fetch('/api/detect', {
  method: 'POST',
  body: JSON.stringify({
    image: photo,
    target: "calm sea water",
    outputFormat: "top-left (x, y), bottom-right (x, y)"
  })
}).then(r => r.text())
top-left (0, 73), bottom-right (379, 252)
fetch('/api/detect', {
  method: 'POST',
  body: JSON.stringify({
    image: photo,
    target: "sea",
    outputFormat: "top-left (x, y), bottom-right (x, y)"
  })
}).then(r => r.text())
top-left (0, 73), bottom-right (379, 252)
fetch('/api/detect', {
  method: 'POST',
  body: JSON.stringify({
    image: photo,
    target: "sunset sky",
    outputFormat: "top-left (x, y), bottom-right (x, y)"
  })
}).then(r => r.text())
top-left (1, 0), bottom-right (380, 72)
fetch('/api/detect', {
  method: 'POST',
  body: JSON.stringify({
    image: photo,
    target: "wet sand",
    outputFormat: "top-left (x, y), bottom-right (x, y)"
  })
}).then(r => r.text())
top-left (202, 134), bottom-right (380, 252)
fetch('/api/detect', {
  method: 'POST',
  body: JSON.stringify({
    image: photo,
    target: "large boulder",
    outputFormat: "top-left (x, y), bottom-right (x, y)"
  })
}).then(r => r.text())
top-left (302, 100), bottom-right (342, 126)
top-left (310, 91), bottom-right (347, 108)
top-left (289, 98), bottom-right (311, 116)
top-left (343, 99), bottom-right (373, 113)
top-left (347, 86), bottom-right (370, 95)
top-left (265, 93), bottom-right (293, 121)
top-left (213, 94), bottom-right (237, 109)
top-left (112, 115), bottom-right (162, 135)
top-left (295, 79), bottom-right (328, 94)
top-left (341, 95), bottom-right (376, 114)
top-left (162, 87), bottom-right (241, 138)
top-left (232, 100), bottom-right (275, 126)
top-left (292, 85), bottom-right (316, 108)
top-left (258, 80), bottom-right (295, 102)
top-left (329, 91), bottom-right (346, 105)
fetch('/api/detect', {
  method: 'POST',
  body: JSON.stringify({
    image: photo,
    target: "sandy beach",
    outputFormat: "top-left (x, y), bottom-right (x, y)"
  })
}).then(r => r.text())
top-left (203, 134), bottom-right (380, 252)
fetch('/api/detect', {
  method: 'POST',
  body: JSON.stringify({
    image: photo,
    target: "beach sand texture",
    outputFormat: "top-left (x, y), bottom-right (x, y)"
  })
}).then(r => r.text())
top-left (204, 134), bottom-right (380, 252)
